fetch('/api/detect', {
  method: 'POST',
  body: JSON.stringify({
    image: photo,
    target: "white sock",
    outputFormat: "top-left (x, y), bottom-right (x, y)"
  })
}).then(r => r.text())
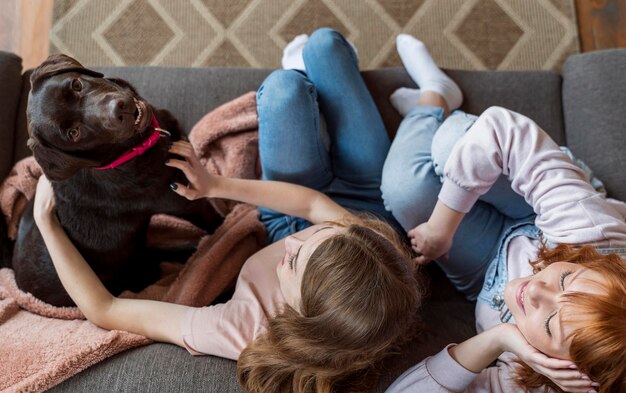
top-left (282, 34), bottom-right (308, 71)
top-left (282, 34), bottom-right (360, 71)
top-left (396, 34), bottom-right (462, 110)
top-left (390, 87), bottom-right (421, 117)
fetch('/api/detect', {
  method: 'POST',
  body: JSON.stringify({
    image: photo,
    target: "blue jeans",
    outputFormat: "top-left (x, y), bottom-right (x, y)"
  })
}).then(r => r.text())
top-left (257, 28), bottom-right (398, 243)
top-left (381, 106), bottom-right (535, 299)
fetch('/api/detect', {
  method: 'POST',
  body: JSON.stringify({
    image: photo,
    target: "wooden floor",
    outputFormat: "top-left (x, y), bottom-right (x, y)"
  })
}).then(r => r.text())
top-left (0, 0), bottom-right (52, 70)
top-left (576, 0), bottom-right (626, 51)
top-left (0, 0), bottom-right (625, 70)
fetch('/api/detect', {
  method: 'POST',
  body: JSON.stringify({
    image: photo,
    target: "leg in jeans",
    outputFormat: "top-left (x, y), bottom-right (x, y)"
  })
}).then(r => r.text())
top-left (383, 107), bottom-right (514, 299)
top-left (383, 32), bottom-right (535, 298)
top-left (302, 28), bottom-right (392, 220)
top-left (256, 70), bottom-right (330, 242)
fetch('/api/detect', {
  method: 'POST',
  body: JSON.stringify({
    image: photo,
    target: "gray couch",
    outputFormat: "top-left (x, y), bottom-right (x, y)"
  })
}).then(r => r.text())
top-left (1, 48), bottom-right (625, 392)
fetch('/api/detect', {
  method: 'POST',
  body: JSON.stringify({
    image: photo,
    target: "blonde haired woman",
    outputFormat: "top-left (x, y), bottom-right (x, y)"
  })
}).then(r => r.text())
top-left (33, 28), bottom-right (422, 393)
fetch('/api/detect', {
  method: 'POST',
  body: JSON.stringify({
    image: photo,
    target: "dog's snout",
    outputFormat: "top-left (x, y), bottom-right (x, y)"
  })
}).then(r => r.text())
top-left (110, 98), bottom-right (131, 123)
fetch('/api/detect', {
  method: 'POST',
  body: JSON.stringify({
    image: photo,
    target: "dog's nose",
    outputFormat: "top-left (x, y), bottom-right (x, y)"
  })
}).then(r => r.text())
top-left (109, 98), bottom-right (132, 124)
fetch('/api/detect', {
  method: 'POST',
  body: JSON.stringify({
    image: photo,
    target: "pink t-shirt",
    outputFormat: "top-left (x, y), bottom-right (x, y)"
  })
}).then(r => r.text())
top-left (180, 224), bottom-right (325, 360)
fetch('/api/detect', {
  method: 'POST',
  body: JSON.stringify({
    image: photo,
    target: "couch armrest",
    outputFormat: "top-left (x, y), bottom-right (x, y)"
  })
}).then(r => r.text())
top-left (0, 51), bottom-right (23, 182)
top-left (563, 49), bottom-right (626, 201)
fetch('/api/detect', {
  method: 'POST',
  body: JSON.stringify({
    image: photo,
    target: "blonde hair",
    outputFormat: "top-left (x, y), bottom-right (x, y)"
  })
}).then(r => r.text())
top-left (237, 217), bottom-right (423, 392)
top-left (516, 244), bottom-right (626, 392)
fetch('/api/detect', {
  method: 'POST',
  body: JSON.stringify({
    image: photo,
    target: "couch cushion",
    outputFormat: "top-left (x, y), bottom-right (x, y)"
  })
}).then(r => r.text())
top-left (363, 68), bottom-right (565, 144)
top-left (49, 344), bottom-right (242, 393)
top-left (96, 67), bottom-right (273, 136)
top-left (12, 71), bottom-right (31, 164)
top-left (13, 66), bottom-right (564, 161)
top-left (0, 51), bottom-right (22, 181)
top-left (563, 49), bottom-right (626, 201)
top-left (12, 67), bottom-right (274, 163)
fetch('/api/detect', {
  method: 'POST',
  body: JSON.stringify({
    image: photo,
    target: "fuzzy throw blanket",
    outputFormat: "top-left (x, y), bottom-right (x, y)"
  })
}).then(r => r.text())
top-left (0, 92), bottom-right (265, 392)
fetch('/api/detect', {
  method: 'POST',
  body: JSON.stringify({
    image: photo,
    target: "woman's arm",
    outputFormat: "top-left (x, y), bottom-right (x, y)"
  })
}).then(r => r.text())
top-left (438, 106), bottom-right (626, 245)
top-left (166, 141), bottom-right (352, 225)
top-left (392, 324), bottom-right (590, 393)
top-left (34, 176), bottom-right (190, 346)
top-left (451, 324), bottom-right (593, 393)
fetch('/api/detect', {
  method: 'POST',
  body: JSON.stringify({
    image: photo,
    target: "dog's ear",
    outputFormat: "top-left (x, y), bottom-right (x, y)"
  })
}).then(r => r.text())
top-left (30, 54), bottom-right (103, 92)
top-left (27, 136), bottom-right (99, 182)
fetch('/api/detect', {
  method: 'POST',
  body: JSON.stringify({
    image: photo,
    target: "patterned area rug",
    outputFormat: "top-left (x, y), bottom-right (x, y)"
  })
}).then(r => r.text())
top-left (49, 0), bottom-right (579, 70)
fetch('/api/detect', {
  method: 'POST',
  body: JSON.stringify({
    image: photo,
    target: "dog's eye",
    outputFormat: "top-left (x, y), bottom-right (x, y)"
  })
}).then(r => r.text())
top-left (68, 128), bottom-right (80, 141)
top-left (71, 79), bottom-right (83, 92)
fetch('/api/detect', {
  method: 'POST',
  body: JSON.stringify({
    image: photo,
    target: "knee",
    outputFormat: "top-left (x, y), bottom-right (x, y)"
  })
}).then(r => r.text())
top-left (257, 70), bottom-right (313, 112)
top-left (304, 28), bottom-right (348, 59)
top-left (478, 106), bottom-right (510, 124)
top-left (381, 158), bottom-right (438, 231)
top-left (380, 165), bottom-right (409, 217)
top-left (431, 111), bottom-right (478, 176)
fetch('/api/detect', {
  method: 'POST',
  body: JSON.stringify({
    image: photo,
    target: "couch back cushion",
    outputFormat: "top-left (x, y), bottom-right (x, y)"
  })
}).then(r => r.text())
top-left (364, 68), bottom-right (565, 144)
top-left (12, 67), bottom-right (274, 163)
top-left (563, 49), bottom-right (626, 201)
top-left (13, 66), bottom-right (564, 164)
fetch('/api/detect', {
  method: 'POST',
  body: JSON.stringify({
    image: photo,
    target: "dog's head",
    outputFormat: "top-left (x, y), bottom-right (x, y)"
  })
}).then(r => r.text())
top-left (27, 54), bottom-right (157, 181)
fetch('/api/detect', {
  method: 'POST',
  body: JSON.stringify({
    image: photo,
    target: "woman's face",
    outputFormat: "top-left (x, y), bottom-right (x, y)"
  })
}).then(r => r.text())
top-left (276, 226), bottom-right (339, 312)
top-left (504, 261), bottom-right (607, 358)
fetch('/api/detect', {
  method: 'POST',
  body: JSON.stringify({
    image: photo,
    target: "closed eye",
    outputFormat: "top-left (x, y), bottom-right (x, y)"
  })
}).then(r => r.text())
top-left (291, 246), bottom-right (302, 271)
top-left (545, 270), bottom-right (575, 336)
top-left (287, 254), bottom-right (295, 269)
top-left (560, 270), bottom-right (573, 290)
top-left (544, 311), bottom-right (557, 336)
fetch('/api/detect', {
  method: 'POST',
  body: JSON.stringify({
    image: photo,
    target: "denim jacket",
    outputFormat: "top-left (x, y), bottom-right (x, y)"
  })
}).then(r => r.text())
top-left (477, 219), bottom-right (540, 323)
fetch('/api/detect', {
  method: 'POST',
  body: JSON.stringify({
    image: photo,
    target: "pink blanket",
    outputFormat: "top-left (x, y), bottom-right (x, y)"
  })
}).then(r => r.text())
top-left (0, 92), bottom-right (265, 392)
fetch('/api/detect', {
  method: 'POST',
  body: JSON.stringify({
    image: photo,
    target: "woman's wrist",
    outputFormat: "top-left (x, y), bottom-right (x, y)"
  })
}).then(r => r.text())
top-left (204, 175), bottom-right (225, 199)
top-left (428, 201), bottom-right (464, 241)
top-left (492, 323), bottom-right (518, 354)
top-left (34, 210), bottom-right (59, 231)
top-left (448, 324), bottom-right (508, 373)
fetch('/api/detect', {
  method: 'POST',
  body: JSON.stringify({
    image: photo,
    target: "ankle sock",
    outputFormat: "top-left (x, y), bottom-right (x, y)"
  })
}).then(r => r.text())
top-left (281, 34), bottom-right (360, 71)
top-left (282, 34), bottom-right (308, 71)
top-left (390, 87), bottom-right (422, 117)
top-left (396, 34), bottom-right (462, 110)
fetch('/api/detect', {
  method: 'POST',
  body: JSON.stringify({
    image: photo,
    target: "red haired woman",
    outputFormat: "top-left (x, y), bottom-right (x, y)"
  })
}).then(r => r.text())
top-left (382, 34), bottom-right (626, 392)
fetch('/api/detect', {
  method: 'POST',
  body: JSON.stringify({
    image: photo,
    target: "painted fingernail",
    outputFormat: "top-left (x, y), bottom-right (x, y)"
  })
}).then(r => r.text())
top-left (581, 375), bottom-right (590, 380)
top-left (568, 364), bottom-right (577, 369)
top-left (588, 390), bottom-right (597, 393)
top-left (169, 183), bottom-right (177, 190)
top-left (591, 382), bottom-right (600, 387)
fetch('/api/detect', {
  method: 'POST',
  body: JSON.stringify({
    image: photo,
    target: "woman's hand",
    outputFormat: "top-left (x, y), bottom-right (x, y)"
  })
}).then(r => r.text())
top-left (407, 222), bottom-right (452, 265)
top-left (33, 175), bottom-right (57, 227)
top-left (408, 200), bottom-right (464, 265)
top-left (165, 140), bottom-right (219, 200)
top-left (498, 324), bottom-right (598, 393)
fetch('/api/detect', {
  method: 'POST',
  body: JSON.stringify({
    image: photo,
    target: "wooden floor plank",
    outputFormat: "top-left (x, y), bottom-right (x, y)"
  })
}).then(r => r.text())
top-left (20, 0), bottom-right (53, 69)
top-left (0, 0), bottom-right (21, 55)
top-left (576, 0), bottom-right (626, 52)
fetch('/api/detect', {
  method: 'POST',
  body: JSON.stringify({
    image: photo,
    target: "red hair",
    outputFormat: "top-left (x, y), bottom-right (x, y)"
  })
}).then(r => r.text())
top-left (516, 244), bottom-right (626, 392)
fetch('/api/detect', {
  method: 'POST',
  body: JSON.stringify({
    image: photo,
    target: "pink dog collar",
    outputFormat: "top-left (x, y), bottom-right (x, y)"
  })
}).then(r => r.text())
top-left (96, 114), bottom-right (163, 170)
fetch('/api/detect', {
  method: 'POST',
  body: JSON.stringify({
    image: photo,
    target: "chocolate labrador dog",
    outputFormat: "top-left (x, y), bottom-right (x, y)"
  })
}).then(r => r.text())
top-left (8, 54), bottom-right (223, 307)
